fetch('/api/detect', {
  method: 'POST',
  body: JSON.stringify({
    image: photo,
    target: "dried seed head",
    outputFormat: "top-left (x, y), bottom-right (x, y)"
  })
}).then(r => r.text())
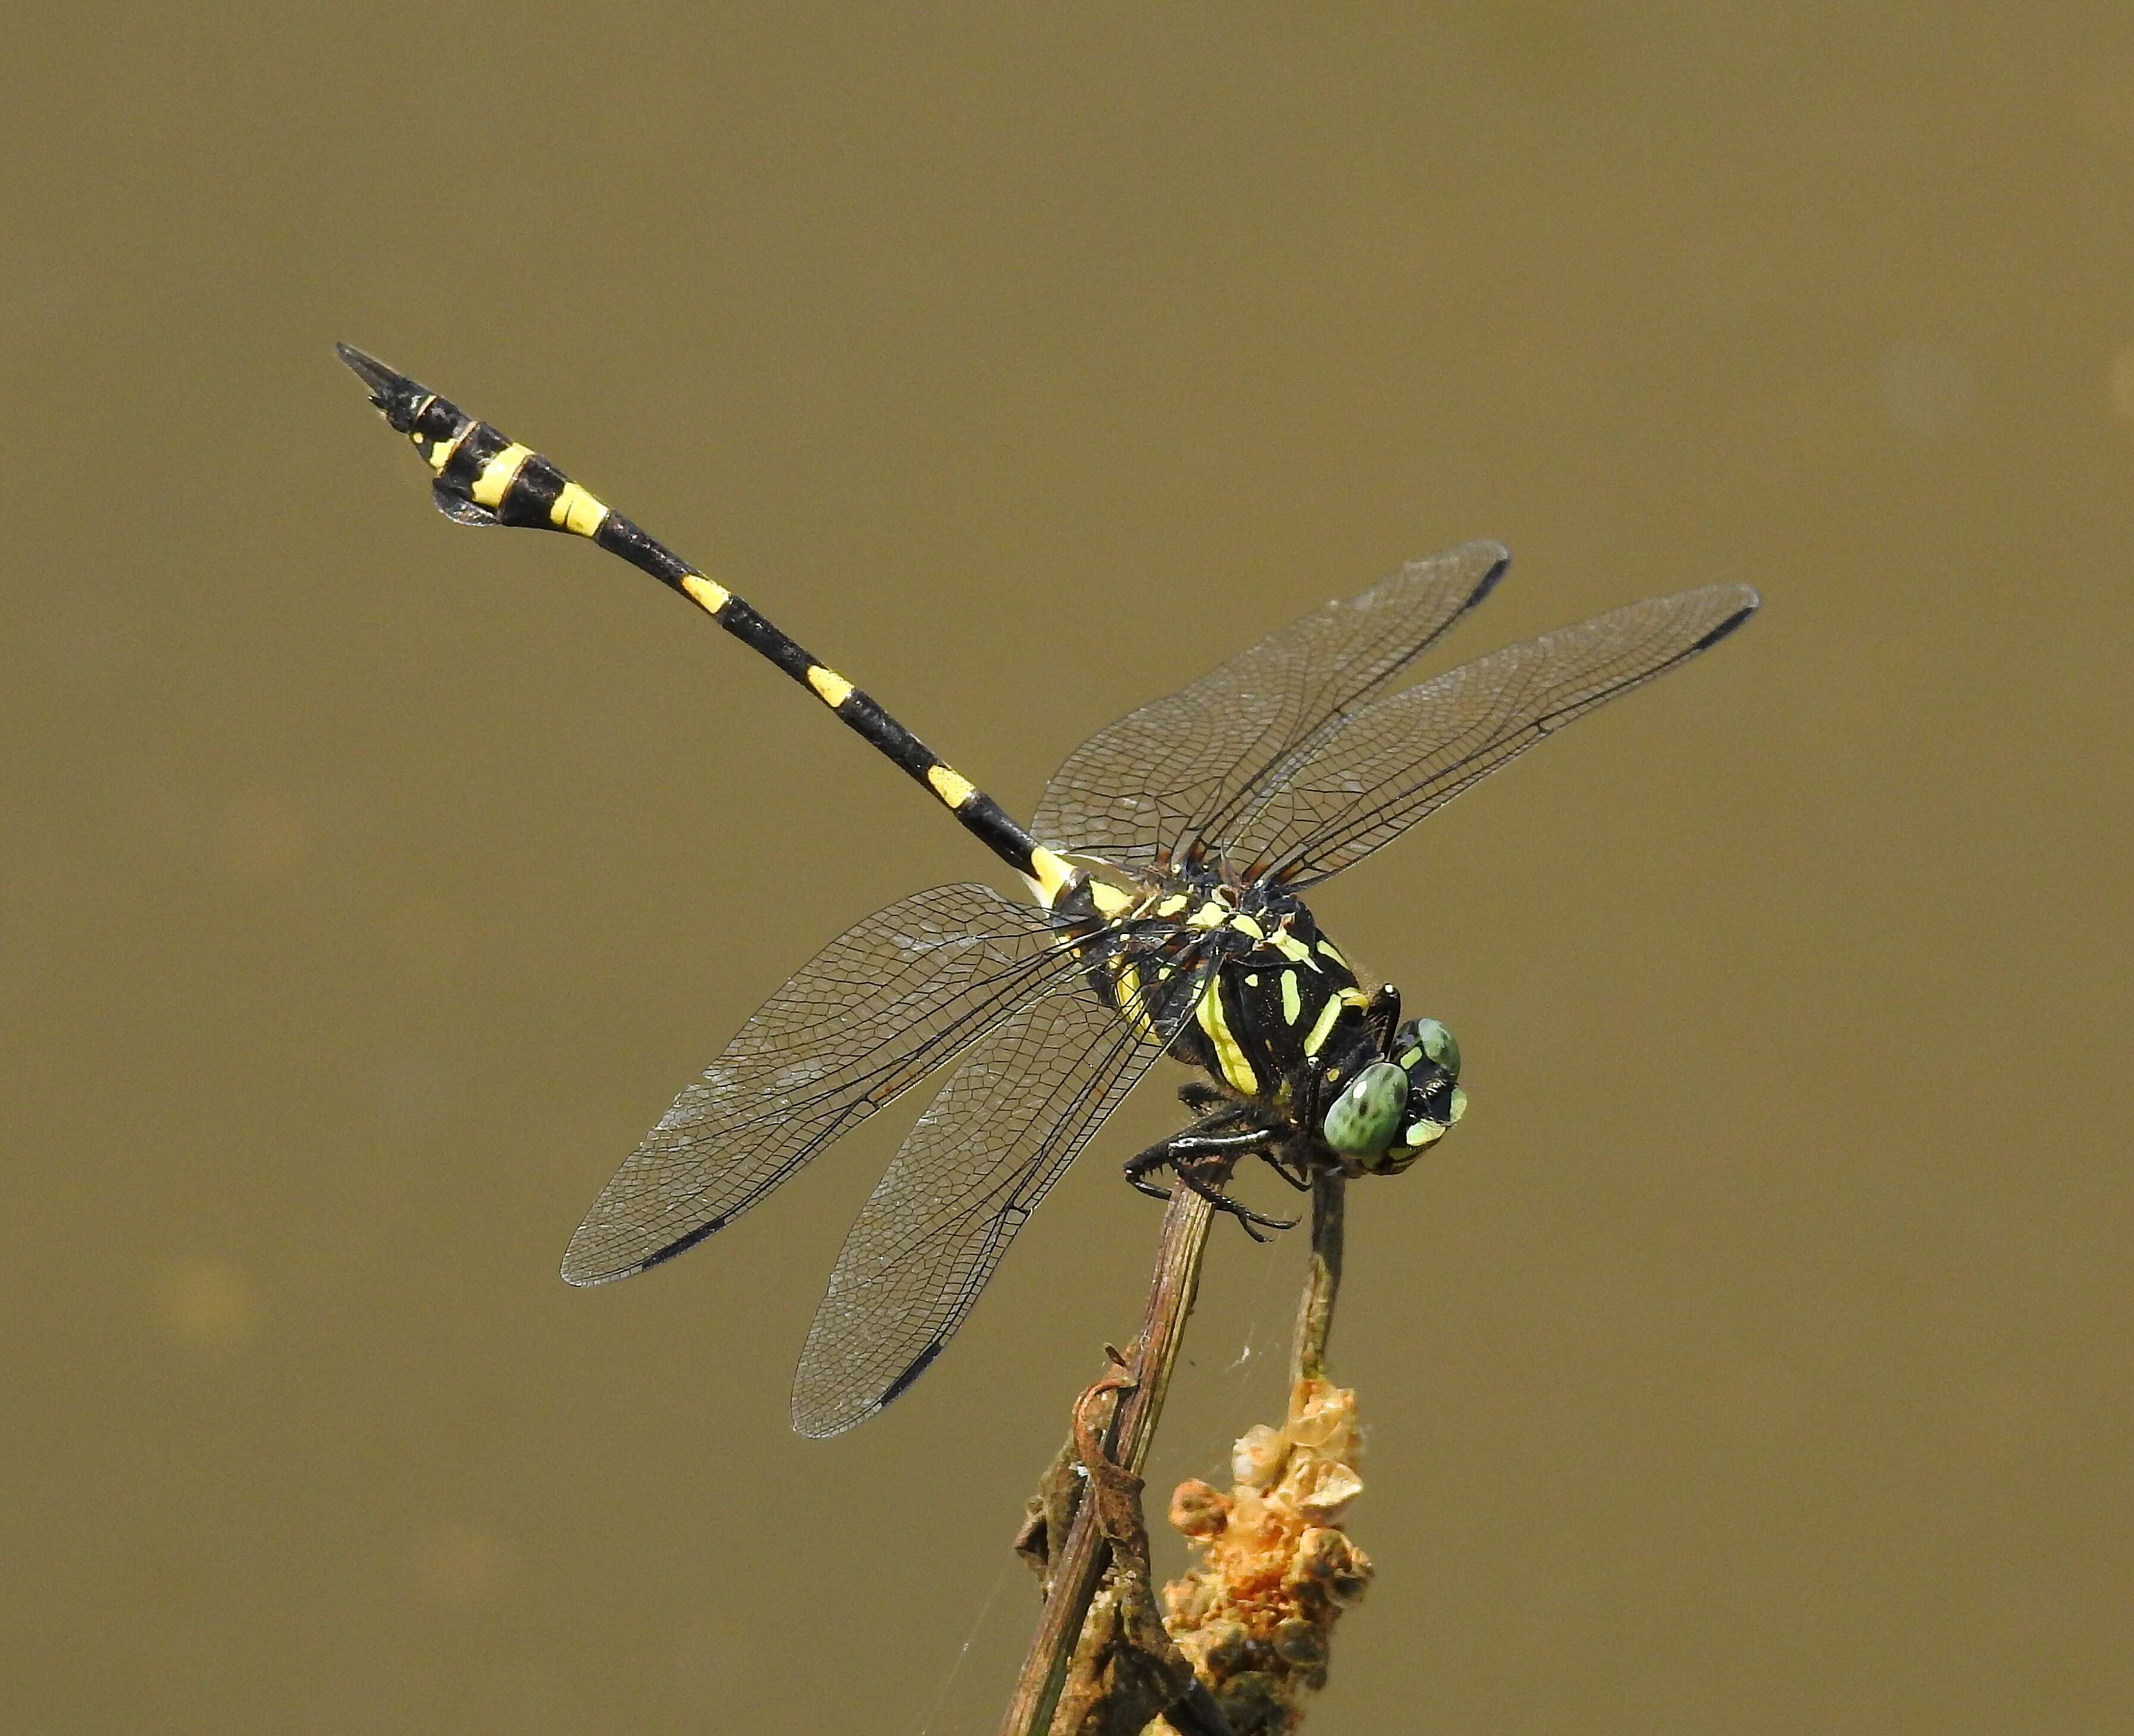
top-left (1227, 1487), bottom-right (1275, 1543)
top-left (1214, 1669), bottom-right (1286, 1731)
top-left (1200, 1619), bottom-right (1256, 1674)
top-left (1232, 1422), bottom-right (1288, 1489)
top-left (1328, 1568), bottom-right (1372, 1608)
top-left (1296, 1459), bottom-right (1365, 1521)
top-left (1287, 1377), bottom-right (1357, 1456)
top-left (1162, 1378), bottom-right (1378, 1726)
top-left (1170, 1478), bottom-right (1231, 1538)
top-left (1273, 1616), bottom-right (1328, 1666)
top-left (1164, 1575), bottom-right (1216, 1627)
top-left (1288, 1525), bottom-right (1353, 1585)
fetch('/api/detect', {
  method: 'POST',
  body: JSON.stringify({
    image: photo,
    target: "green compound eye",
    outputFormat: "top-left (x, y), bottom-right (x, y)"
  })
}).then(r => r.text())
top-left (1411, 1017), bottom-right (1460, 1079)
top-left (1323, 1060), bottom-right (1408, 1158)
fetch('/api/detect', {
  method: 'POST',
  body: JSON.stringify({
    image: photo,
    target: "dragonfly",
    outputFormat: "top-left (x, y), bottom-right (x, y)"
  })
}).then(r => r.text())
top-left (338, 344), bottom-right (1758, 1437)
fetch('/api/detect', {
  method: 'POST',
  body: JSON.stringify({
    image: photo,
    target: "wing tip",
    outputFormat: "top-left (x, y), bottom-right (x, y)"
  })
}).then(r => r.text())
top-left (561, 1208), bottom-right (731, 1287)
top-left (1410, 538), bottom-right (1510, 598)
top-left (790, 1339), bottom-right (943, 1439)
top-left (558, 1246), bottom-right (625, 1287)
top-left (1467, 540), bottom-right (1512, 608)
top-left (1693, 585), bottom-right (1761, 653)
top-left (789, 1407), bottom-right (861, 1441)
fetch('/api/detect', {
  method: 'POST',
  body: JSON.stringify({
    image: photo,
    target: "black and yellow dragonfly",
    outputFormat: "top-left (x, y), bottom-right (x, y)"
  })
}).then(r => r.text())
top-left (339, 345), bottom-right (1757, 1437)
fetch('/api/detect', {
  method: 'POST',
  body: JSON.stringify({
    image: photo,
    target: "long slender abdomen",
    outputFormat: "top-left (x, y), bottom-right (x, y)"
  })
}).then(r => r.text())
top-left (337, 343), bottom-right (1077, 904)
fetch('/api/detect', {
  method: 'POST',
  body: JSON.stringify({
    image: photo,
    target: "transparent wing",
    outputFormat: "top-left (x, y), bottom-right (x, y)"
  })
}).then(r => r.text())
top-left (561, 883), bottom-right (1090, 1284)
top-left (788, 958), bottom-right (1215, 1438)
top-left (1222, 585), bottom-right (1760, 886)
top-left (1032, 541), bottom-right (1508, 865)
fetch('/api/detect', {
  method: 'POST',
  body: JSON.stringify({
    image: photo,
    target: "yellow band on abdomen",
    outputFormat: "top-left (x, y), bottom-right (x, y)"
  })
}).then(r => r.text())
top-left (549, 480), bottom-right (609, 538)
top-left (680, 573), bottom-right (731, 616)
top-left (807, 666), bottom-right (855, 707)
top-left (470, 443), bottom-right (533, 508)
top-left (927, 765), bottom-right (975, 809)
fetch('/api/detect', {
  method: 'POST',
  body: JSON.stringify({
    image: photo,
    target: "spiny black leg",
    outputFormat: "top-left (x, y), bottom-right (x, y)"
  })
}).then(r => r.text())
top-left (1271, 1061), bottom-right (1333, 1193)
top-left (1171, 1129), bottom-right (1278, 1158)
top-left (1124, 1150), bottom-right (1176, 1202)
top-left (1122, 1116), bottom-right (1291, 1237)
top-left (1127, 1093), bottom-right (1259, 1198)
top-left (1259, 1146), bottom-right (1316, 1192)
top-left (1122, 1124), bottom-right (1268, 1196)
top-left (1365, 983), bottom-right (1403, 1058)
top-left (1124, 1129), bottom-right (1200, 1199)
top-left (1296, 1056), bottom-right (1328, 1133)
top-left (1170, 1155), bottom-right (1298, 1242)
top-left (1178, 1082), bottom-right (1229, 1115)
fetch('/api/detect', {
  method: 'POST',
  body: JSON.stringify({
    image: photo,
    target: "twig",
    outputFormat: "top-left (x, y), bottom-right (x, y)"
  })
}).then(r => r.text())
top-left (997, 1183), bottom-right (1215, 1736)
top-left (1154, 1169), bottom-right (1368, 1731)
top-left (1290, 1170), bottom-right (1346, 1388)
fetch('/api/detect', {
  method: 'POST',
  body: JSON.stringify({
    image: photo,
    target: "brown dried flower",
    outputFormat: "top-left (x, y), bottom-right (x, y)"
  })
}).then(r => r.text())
top-left (1156, 1378), bottom-right (1375, 1734)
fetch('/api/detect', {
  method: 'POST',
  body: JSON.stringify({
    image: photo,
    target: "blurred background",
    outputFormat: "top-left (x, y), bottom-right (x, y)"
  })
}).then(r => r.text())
top-left (5, 4), bottom-right (2129, 1731)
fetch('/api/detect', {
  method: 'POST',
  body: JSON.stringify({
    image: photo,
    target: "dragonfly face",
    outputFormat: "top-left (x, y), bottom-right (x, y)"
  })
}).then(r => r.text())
top-left (340, 346), bottom-right (1757, 1436)
top-left (1349, 1018), bottom-right (1466, 1174)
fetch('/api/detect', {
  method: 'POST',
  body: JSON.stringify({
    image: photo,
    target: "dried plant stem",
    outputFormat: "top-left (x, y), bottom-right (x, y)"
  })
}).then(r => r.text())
top-left (1290, 1170), bottom-right (1347, 1388)
top-left (1156, 1171), bottom-right (1368, 1731)
top-left (997, 1183), bottom-right (1215, 1736)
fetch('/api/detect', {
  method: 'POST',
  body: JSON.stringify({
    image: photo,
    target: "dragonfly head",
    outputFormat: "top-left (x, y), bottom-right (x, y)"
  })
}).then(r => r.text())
top-left (1320, 1016), bottom-right (1464, 1175)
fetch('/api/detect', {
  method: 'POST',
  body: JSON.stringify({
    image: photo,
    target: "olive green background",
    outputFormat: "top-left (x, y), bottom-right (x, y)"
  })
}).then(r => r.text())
top-left (6, 5), bottom-right (2128, 1732)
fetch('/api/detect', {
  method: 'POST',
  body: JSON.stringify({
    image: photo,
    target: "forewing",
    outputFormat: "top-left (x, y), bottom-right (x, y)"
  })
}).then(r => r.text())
top-left (561, 883), bottom-right (1087, 1284)
top-left (1032, 541), bottom-right (1507, 864)
top-left (1222, 584), bottom-right (1759, 885)
top-left (788, 959), bottom-right (1213, 1437)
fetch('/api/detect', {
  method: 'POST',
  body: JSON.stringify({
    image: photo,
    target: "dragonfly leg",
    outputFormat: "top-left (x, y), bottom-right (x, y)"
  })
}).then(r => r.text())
top-left (1123, 1130), bottom-right (1217, 1199)
top-left (1121, 1116), bottom-right (1284, 1233)
top-left (1294, 1055), bottom-right (1328, 1131)
top-left (1172, 1128), bottom-right (1279, 1157)
top-left (1123, 1132), bottom-right (1190, 1200)
top-left (1365, 983), bottom-right (1403, 1058)
top-left (1171, 1151), bottom-right (1300, 1242)
top-left (1258, 1145), bottom-right (1317, 1192)
top-left (1132, 1094), bottom-right (1257, 1192)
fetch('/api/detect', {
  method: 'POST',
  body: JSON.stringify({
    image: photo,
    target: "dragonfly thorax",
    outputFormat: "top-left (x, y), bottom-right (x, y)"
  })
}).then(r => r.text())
top-left (1061, 863), bottom-right (1436, 1149)
top-left (1063, 859), bottom-right (1466, 1173)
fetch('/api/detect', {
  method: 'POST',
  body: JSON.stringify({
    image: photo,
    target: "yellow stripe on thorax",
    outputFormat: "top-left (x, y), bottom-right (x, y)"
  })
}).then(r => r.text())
top-left (469, 443), bottom-right (533, 508)
top-left (1085, 877), bottom-right (1133, 917)
top-left (1112, 959), bottom-right (1159, 1042)
top-left (1196, 983), bottom-right (1259, 1095)
top-left (1271, 928), bottom-right (1318, 967)
top-left (1301, 993), bottom-right (1346, 1058)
